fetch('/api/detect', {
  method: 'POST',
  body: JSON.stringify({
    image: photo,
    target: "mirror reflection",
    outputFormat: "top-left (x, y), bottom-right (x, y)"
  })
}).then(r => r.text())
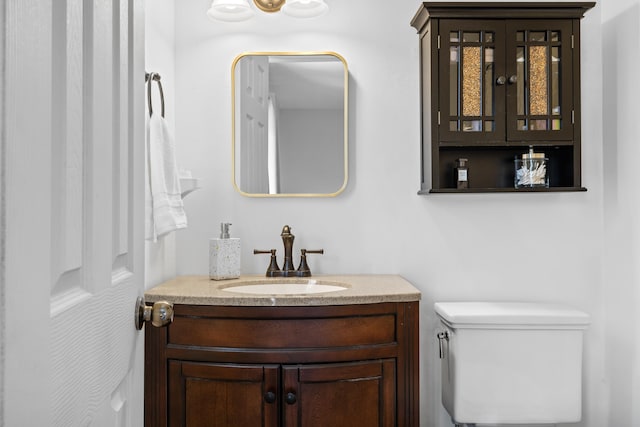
top-left (232, 52), bottom-right (348, 197)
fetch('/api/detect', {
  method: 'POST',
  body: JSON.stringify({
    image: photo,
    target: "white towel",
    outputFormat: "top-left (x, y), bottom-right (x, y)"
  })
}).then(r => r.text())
top-left (145, 113), bottom-right (187, 241)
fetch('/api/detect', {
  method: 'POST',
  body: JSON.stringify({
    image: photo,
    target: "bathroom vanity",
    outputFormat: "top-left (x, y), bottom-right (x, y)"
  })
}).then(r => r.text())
top-left (144, 275), bottom-right (420, 427)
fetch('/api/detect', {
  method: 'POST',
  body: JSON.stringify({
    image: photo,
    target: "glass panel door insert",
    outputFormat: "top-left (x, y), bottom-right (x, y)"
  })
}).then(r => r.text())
top-left (440, 21), bottom-right (505, 143)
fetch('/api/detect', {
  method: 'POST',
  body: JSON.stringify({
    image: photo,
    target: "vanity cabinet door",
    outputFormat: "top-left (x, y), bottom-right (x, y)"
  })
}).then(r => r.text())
top-left (282, 360), bottom-right (396, 427)
top-left (168, 361), bottom-right (279, 427)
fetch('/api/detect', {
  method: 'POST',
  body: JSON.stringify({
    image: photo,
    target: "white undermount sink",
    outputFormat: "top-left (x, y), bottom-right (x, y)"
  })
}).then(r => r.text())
top-left (221, 280), bottom-right (348, 295)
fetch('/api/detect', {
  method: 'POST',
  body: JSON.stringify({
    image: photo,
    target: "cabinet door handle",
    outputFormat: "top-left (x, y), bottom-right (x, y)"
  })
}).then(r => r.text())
top-left (508, 75), bottom-right (518, 84)
top-left (496, 75), bottom-right (507, 85)
top-left (264, 391), bottom-right (276, 404)
top-left (285, 392), bottom-right (297, 405)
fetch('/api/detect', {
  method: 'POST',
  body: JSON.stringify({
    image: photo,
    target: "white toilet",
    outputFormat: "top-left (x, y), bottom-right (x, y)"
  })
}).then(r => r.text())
top-left (434, 302), bottom-right (590, 426)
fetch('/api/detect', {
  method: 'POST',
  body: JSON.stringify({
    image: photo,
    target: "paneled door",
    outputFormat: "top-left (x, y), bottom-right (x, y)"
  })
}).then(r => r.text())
top-left (236, 54), bottom-right (270, 194)
top-left (2, 0), bottom-right (146, 426)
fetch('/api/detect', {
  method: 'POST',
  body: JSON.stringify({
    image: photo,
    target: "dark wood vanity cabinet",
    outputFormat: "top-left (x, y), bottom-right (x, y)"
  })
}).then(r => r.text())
top-left (411, 2), bottom-right (594, 193)
top-left (145, 302), bottom-right (419, 427)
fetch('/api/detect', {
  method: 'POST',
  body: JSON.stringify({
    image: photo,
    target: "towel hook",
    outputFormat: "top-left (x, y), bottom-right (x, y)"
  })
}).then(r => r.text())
top-left (145, 72), bottom-right (165, 118)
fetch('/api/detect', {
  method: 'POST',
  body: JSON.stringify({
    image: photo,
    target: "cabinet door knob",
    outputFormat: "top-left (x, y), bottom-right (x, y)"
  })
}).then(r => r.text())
top-left (285, 392), bottom-right (297, 405)
top-left (264, 391), bottom-right (276, 404)
top-left (496, 75), bottom-right (507, 85)
top-left (508, 75), bottom-right (518, 84)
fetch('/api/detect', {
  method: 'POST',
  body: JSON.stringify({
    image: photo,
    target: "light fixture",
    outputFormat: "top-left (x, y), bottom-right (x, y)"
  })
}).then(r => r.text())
top-left (207, 0), bottom-right (254, 22)
top-left (207, 0), bottom-right (328, 22)
top-left (282, 0), bottom-right (328, 18)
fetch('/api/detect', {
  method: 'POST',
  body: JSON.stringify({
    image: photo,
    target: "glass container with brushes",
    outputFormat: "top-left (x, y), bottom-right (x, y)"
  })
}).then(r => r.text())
top-left (515, 147), bottom-right (549, 188)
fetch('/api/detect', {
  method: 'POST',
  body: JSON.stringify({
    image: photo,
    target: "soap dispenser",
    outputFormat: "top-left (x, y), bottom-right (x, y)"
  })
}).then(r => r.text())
top-left (209, 223), bottom-right (241, 280)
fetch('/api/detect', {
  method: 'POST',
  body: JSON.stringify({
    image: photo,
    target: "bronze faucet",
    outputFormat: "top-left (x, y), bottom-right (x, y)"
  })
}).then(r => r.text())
top-left (280, 225), bottom-right (296, 276)
top-left (254, 225), bottom-right (324, 277)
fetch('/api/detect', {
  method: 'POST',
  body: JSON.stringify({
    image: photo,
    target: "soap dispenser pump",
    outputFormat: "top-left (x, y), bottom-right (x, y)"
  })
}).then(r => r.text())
top-left (209, 222), bottom-right (241, 280)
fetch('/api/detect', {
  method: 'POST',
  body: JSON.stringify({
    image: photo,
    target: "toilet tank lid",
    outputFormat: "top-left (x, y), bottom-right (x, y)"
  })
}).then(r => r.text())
top-left (434, 302), bottom-right (590, 329)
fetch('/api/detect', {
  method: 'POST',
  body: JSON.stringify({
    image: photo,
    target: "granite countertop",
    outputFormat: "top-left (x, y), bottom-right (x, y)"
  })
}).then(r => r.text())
top-left (144, 275), bottom-right (421, 306)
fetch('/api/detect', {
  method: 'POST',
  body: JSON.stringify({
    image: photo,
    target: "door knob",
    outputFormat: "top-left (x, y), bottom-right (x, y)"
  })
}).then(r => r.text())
top-left (508, 75), bottom-right (518, 84)
top-left (135, 296), bottom-right (174, 330)
top-left (496, 75), bottom-right (507, 85)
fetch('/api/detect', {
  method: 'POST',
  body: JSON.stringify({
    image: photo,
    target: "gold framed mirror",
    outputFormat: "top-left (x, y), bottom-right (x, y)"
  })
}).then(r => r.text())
top-left (231, 52), bottom-right (348, 197)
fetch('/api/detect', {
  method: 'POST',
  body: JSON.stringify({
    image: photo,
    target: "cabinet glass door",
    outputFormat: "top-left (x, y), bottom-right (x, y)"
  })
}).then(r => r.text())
top-left (439, 20), bottom-right (506, 143)
top-left (506, 20), bottom-right (574, 141)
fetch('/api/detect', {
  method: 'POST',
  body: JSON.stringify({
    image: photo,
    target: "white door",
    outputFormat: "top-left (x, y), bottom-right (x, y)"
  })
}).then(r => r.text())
top-left (238, 55), bottom-right (270, 194)
top-left (2, 0), bottom-right (146, 426)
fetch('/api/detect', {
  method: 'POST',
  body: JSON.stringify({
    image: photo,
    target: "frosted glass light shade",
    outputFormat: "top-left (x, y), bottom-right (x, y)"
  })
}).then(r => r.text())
top-left (207, 0), bottom-right (254, 22)
top-left (281, 0), bottom-right (328, 18)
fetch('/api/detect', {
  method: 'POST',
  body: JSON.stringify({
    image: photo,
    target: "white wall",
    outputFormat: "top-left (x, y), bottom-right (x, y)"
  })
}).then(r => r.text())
top-left (278, 108), bottom-right (343, 193)
top-left (602, 0), bottom-right (640, 425)
top-left (147, 0), bottom-right (608, 425)
top-left (144, 0), bottom-right (178, 288)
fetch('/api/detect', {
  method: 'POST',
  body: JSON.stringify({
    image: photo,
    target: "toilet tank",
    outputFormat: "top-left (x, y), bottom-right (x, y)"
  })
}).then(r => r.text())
top-left (435, 302), bottom-right (590, 425)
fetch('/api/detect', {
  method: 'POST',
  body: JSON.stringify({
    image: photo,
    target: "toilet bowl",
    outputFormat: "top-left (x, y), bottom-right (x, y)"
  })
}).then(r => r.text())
top-left (435, 302), bottom-right (590, 425)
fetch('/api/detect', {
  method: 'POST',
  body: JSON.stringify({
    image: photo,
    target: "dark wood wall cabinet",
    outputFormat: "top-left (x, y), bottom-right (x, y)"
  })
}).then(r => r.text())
top-left (145, 302), bottom-right (419, 426)
top-left (411, 2), bottom-right (594, 193)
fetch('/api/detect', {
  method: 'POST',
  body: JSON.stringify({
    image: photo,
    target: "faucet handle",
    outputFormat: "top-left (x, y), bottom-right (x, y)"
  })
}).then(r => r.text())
top-left (304, 249), bottom-right (324, 255)
top-left (253, 249), bottom-right (282, 277)
top-left (296, 249), bottom-right (324, 277)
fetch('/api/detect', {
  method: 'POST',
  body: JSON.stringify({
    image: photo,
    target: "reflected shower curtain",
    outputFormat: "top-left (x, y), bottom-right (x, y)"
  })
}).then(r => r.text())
top-left (267, 94), bottom-right (280, 194)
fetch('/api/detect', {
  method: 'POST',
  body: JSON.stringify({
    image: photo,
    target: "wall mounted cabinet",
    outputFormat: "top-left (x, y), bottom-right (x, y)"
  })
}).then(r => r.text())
top-left (411, 2), bottom-right (594, 193)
